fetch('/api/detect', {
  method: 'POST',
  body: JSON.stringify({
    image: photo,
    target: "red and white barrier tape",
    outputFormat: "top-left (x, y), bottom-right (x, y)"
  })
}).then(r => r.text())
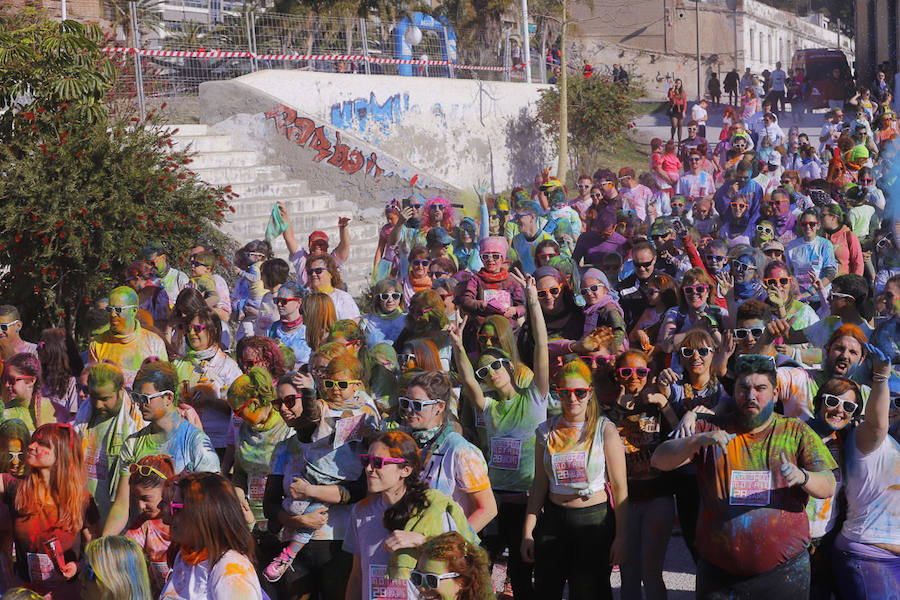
top-left (101, 47), bottom-right (510, 72)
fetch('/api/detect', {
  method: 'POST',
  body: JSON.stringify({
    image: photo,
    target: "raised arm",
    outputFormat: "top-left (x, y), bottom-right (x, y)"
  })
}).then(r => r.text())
top-left (448, 313), bottom-right (486, 412)
top-left (334, 217), bottom-right (351, 263)
top-left (278, 202), bottom-right (300, 257)
top-left (854, 344), bottom-right (893, 455)
top-left (511, 269), bottom-right (549, 397)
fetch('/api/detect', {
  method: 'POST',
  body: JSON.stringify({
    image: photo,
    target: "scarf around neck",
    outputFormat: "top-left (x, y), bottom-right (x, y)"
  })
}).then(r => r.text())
top-left (478, 266), bottom-right (509, 284)
top-left (378, 308), bottom-right (404, 321)
top-left (409, 273), bottom-right (432, 292)
top-left (280, 314), bottom-right (303, 330)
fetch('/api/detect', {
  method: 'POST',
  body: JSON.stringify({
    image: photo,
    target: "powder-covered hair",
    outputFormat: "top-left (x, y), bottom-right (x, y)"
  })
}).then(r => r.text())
top-left (418, 532), bottom-right (494, 600)
top-left (83, 536), bottom-right (153, 600)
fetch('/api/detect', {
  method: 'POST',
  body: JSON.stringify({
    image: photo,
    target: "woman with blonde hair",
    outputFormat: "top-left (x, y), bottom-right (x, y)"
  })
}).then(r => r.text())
top-left (0, 423), bottom-right (100, 598)
top-left (303, 292), bottom-right (337, 355)
top-left (79, 536), bottom-right (153, 600)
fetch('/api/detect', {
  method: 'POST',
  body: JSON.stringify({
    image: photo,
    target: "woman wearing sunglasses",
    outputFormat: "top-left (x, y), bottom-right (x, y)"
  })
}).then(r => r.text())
top-left (344, 430), bottom-right (477, 600)
top-left (802, 377), bottom-right (862, 600)
top-left (657, 269), bottom-right (726, 357)
top-left (80, 535), bottom-right (153, 600)
top-left (306, 255), bottom-right (360, 323)
top-left (458, 237), bottom-right (525, 335)
top-left (173, 307), bottom-right (242, 461)
top-left (403, 246), bottom-right (434, 304)
top-left (268, 281), bottom-right (312, 368)
top-left (726, 245), bottom-right (767, 304)
top-left (656, 331), bottom-right (729, 563)
top-left (831, 348), bottom-right (900, 600)
top-left (160, 472), bottom-right (262, 599)
top-left (605, 350), bottom-right (678, 600)
top-left (400, 371), bottom-right (496, 532)
top-left (580, 268), bottom-right (627, 349)
top-left (520, 266), bottom-right (584, 381)
top-left (225, 367), bottom-right (293, 533)
top-left (0, 418), bottom-right (29, 479)
top-left (124, 454), bottom-right (176, 593)
top-left (759, 261), bottom-right (820, 360)
top-left (716, 194), bottom-right (755, 246)
top-left (784, 209), bottom-right (838, 303)
top-left (414, 531), bottom-right (493, 600)
top-left (821, 204), bottom-right (864, 277)
top-left (394, 290), bottom-right (453, 371)
top-left (0, 423), bottom-right (100, 598)
top-left (450, 271), bottom-right (548, 600)
top-left (165, 288), bottom-right (207, 359)
top-left (522, 359), bottom-right (628, 599)
top-left (361, 279), bottom-right (408, 347)
top-left (1, 353), bottom-right (54, 435)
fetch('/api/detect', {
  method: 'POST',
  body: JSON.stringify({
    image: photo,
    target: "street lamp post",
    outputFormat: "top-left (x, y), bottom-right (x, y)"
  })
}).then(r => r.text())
top-left (695, 0), bottom-right (701, 100)
top-left (522, 0), bottom-right (532, 83)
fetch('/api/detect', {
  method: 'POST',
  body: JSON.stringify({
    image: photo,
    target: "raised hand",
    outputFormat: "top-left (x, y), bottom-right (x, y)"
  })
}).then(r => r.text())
top-left (447, 311), bottom-right (468, 346)
top-left (779, 452), bottom-right (807, 487)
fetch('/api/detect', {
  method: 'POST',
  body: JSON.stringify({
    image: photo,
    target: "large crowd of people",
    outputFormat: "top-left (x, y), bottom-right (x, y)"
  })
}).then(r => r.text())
top-left (0, 64), bottom-right (898, 600)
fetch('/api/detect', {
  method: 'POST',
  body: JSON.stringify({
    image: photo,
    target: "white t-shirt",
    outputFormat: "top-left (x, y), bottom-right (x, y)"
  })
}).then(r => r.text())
top-left (770, 69), bottom-right (787, 92)
top-left (159, 550), bottom-right (262, 600)
top-left (691, 104), bottom-right (708, 124)
top-left (840, 432), bottom-right (900, 546)
top-left (329, 288), bottom-right (362, 321)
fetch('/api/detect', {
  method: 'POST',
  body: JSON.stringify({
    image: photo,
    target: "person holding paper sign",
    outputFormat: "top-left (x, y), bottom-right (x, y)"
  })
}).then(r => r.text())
top-left (450, 268), bottom-right (549, 600)
top-left (651, 354), bottom-right (837, 599)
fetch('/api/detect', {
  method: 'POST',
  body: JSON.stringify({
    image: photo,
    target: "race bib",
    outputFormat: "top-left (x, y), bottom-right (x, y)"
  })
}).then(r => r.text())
top-left (729, 470), bottom-right (771, 506)
top-left (483, 289), bottom-right (512, 312)
top-left (333, 414), bottom-right (365, 448)
top-left (27, 552), bottom-right (58, 584)
top-left (84, 443), bottom-right (108, 482)
top-left (249, 473), bottom-right (267, 501)
top-left (490, 437), bottom-right (522, 471)
top-left (551, 451), bottom-right (588, 486)
top-left (369, 565), bottom-right (408, 599)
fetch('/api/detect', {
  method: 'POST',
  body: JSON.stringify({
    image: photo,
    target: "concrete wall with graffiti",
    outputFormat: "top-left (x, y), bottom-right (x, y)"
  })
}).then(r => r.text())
top-left (209, 70), bottom-right (555, 193)
top-left (198, 78), bottom-right (455, 209)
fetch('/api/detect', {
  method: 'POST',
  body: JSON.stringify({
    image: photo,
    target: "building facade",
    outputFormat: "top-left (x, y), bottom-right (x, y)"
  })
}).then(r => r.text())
top-left (854, 0), bottom-right (899, 88)
top-left (570, 0), bottom-right (854, 98)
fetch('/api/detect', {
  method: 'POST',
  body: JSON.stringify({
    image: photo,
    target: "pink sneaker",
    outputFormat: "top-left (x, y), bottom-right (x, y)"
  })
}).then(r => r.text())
top-left (264, 547), bottom-right (296, 582)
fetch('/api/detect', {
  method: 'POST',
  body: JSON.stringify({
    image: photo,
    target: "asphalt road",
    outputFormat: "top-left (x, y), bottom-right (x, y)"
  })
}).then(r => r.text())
top-left (611, 532), bottom-right (697, 599)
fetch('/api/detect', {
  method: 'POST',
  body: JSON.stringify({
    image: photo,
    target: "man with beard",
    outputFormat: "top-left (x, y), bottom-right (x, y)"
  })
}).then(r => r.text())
top-left (652, 354), bottom-right (836, 599)
top-left (88, 286), bottom-right (168, 387)
top-left (73, 363), bottom-right (145, 520)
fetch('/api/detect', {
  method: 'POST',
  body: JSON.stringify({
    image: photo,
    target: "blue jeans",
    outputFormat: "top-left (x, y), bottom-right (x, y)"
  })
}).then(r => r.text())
top-left (831, 545), bottom-right (900, 600)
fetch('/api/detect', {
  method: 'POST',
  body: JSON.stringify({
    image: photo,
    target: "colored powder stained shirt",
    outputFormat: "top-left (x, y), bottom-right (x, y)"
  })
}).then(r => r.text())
top-left (784, 236), bottom-right (838, 296)
top-left (805, 430), bottom-right (844, 539)
top-left (268, 321), bottom-right (312, 366)
top-left (119, 418), bottom-right (220, 477)
top-left (782, 298), bottom-right (820, 330)
top-left (125, 515), bottom-right (171, 591)
top-left (156, 267), bottom-right (189, 309)
top-left (537, 416), bottom-right (610, 497)
top-left (73, 396), bottom-right (146, 520)
top-left (328, 288), bottom-right (362, 321)
top-left (482, 384), bottom-right (548, 492)
top-left (604, 401), bottom-right (671, 501)
top-left (692, 414), bottom-right (838, 576)
top-left (839, 429), bottom-right (900, 546)
top-left (41, 378), bottom-right (79, 425)
top-left (511, 230), bottom-right (554, 274)
top-left (232, 411), bottom-right (293, 526)
top-left (160, 550), bottom-right (262, 600)
top-left (359, 313), bottom-right (408, 347)
top-left (173, 348), bottom-right (242, 449)
top-left (290, 247), bottom-right (346, 290)
top-left (804, 316), bottom-right (874, 350)
top-left (420, 426), bottom-right (491, 516)
top-left (1, 396), bottom-right (55, 435)
top-left (675, 171), bottom-right (715, 202)
top-left (572, 231), bottom-right (628, 267)
top-left (2, 473), bottom-right (100, 598)
top-left (88, 324), bottom-right (168, 387)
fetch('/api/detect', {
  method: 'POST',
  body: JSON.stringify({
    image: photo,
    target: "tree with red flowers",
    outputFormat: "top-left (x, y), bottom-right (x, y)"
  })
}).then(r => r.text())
top-left (0, 9), bottom-right (234, 336)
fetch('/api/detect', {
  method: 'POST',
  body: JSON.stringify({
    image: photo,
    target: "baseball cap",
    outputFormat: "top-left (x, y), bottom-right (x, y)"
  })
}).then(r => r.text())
top-left (767, 151), bottom-right (782, 166)
top-left (309, 231), bottom-right (329, 244)
top-left (761, 240), bottom-right (785, 252)
top-left (426, 227), bottom-right (453, 246)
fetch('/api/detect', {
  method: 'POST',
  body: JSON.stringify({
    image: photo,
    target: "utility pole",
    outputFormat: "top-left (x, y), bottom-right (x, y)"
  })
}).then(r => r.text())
top-left (522, 0), bottom-right (532, 83)
top-left (557, 0), bottom-right (568, 183)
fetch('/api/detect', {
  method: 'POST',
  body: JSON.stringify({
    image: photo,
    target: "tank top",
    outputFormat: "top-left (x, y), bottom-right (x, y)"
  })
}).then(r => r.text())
top-left (537, 415), bottom-right (610, 497)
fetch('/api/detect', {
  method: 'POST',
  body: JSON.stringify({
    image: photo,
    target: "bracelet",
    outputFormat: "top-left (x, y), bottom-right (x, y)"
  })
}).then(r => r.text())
top-left (872, 372), bottom-right (890, 383)
top-left (799, 468), bottom-right (809, 488)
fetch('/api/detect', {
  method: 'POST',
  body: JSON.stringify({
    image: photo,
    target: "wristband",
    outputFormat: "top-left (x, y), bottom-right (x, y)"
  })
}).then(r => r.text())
top-left (799, 468), bottom-right (809, 488)
top-left (872, 372), bottom-right (890, 383)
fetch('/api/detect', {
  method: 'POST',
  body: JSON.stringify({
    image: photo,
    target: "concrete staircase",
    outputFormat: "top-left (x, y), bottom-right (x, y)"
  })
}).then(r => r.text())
top-left (168, 124), bottom-right (379, 295)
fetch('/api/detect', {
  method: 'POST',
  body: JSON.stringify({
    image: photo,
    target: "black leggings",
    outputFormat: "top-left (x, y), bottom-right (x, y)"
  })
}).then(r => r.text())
top-left (534, 501), bottom-right (615, 600)
top-left (276, 539), bottom-right (353, 600)
top-left (673, 471), bottom-right (700, 563)
top-left (485, 500), bottom-right (534, 600)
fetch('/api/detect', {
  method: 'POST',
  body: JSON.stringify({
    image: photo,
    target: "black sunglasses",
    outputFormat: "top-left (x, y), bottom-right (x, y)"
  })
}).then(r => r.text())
top-left (273, 394), bottom-right (298, 410)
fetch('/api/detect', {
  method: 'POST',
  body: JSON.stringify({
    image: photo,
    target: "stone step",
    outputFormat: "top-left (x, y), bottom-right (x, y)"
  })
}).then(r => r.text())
top-left (228, 180), bottom-right (310, 199)
top-left (193, 165), bottom-right (287, 185)
top-left (189, 150), bottom-right (263, 170)
top-left (171, 134), bottom-right (235, 154)
top-left (230, 194), bottom-right (333, 217)
top-left (164, 124), bottom-right (210, 137)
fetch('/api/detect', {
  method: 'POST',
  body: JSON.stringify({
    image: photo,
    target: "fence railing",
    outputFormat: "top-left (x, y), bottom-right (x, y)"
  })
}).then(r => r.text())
top-left (107, 7), bottom-right (549, 118)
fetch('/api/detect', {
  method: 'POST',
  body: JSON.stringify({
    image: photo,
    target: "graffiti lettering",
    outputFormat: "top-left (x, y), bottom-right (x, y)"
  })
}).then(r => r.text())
top-left (266, 105), bottom-right (387, 181)
top-left (330, 92), bottom-right (410, 131)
